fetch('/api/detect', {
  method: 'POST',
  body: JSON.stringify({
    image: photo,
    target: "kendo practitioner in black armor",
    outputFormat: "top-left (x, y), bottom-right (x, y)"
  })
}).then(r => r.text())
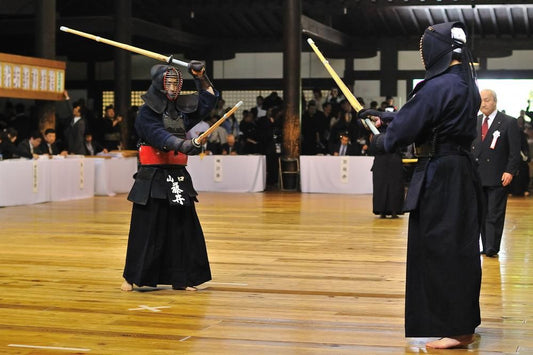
top-left (359, 22), bottom-right (482, 349)
top-left (121, 61), bottom-right (218, 292)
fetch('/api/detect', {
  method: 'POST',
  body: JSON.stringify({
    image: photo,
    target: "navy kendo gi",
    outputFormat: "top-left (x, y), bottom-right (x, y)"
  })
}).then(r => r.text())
top-left (123, 63), bottom-right (218, 290)
top-left (360, 22), bottom-right (483, 337)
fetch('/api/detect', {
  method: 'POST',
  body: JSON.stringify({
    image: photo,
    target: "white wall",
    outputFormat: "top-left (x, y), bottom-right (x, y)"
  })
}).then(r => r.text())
top-left (488, 50), bottom-right (533, 70)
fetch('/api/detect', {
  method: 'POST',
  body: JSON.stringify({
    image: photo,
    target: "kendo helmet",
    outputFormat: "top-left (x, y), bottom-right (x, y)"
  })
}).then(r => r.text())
top-left (419, 22), bottom-right (467, 80)
top-left (150, 64), bottom-right (183, 101)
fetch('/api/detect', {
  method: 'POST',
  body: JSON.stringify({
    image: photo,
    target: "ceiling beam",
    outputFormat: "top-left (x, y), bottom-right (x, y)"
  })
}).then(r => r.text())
top-left (301, 14), bottom-right (352, 47)
top-left (356, 0), bottom-right (533, 6)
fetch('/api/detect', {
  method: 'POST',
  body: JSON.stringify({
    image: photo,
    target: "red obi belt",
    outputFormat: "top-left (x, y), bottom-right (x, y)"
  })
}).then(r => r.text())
top-left (138, 145), bottom-right (188, 166)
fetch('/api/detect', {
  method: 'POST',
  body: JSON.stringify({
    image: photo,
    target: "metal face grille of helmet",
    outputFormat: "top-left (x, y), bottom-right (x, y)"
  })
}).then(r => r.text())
top-left (419, 33), bottom-right (426, 68)
top-left (163, 67), bottom-right (183, 101)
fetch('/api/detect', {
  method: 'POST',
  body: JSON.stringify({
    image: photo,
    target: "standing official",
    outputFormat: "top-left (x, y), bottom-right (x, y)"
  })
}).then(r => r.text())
top-left (471, 89), bottom-right (521, 257)
top-left (121, 61), bottom-right (218, 292)
top-left (359, 22), bottom-right (483, 349)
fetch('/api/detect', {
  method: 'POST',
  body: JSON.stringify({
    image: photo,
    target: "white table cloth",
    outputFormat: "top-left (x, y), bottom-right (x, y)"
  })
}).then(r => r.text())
top-left (0, 157), bottom-right (95, 206)
top-left (300, 155), bottom-right (373, 194)
top-left (94, 157), bottom-right (138, 196)
top-left (47, 157), bottom-right (95, 201)
top-left (187, 155), bottom-right (266, 192)
top-left (0, 159), bottom-right (49, 206)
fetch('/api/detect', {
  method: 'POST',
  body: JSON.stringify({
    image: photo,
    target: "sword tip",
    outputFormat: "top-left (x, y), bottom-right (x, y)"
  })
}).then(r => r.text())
top-left (59, 26), bottom-right (69, 32)
top-left (307, 38), bottom-right (314, 44)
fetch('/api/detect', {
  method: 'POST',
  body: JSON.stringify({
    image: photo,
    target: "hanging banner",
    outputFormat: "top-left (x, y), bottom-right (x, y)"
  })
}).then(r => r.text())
top-left (0, 52), bottom-right (66, 100)
top-left (214, 157), bottom-right (223, 182)
top-left (340, 157), bottom-right (349, 183)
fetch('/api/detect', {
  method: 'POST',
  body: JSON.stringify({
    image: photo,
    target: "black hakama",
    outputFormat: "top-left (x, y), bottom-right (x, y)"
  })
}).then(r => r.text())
top-left (405, 154), bottom-right (481, 337)
top-left (123, 166), bottom-right (211, 288)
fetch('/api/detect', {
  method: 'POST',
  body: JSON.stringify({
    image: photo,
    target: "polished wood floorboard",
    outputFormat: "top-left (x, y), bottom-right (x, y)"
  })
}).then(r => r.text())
top-left (0, 191), bottom-right (532, 354)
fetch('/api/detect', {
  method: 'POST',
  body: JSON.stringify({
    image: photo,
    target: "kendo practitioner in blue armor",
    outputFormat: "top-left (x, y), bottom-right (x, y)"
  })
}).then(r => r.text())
top-left (359, 22), bottom-right (483, 349)
top-left (121, 61), bottom-right (218, 292)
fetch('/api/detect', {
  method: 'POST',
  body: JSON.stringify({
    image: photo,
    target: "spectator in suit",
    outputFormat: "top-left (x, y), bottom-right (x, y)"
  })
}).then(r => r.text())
top-left (332, 132), bottom-right (357, 156)
top-left (63, 99), bottom-right (87, 155)
top-left (312, 88), bottom-right (326, 112)
top-left (471, 89), bottom-right (521, 257)
top-left (329, 99), bottom-right (367, 155)
top-left (39, 129), bottom-right (68, 156)
top-left (325, 87), bottom-right (344, 118)
top-left (221, 134), bottom-right (238, 155)
top-left (16, 130), bottom-right (42, 159)
top-left (83, 132), bottom-right (108, 156)
top-left (0, 127), bottom-right (22, 159)
top-left (239, 110), bottom-right (259, 154)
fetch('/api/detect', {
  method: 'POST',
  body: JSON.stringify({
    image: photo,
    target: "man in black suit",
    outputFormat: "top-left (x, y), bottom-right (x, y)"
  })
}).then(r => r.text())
top-left (39, 128), bottom-right (68, 156)
top-left (332, 132), bottom-right (357, 156)
top-left (63, 100), bottom-right (87, 155)
top-left (16, 130), bottom-right (42, 159)
top-left (471, 89), bottom-right (521, 257)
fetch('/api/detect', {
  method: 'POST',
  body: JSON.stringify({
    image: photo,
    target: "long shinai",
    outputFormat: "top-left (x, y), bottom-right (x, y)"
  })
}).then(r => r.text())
top-left (60, 26), bottom-right (245, 142)
top-left (60, 26), bottom-right (190, 68)
top-left (307, 38), bottom-right (380, 135)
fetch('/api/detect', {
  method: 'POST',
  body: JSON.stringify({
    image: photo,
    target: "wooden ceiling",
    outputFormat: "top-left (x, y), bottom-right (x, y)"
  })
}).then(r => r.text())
top-left (1, 0), bottom-right (533, 62)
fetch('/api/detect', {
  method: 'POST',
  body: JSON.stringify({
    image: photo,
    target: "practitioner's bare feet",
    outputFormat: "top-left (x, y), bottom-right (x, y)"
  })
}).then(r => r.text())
top-left (121, 280), bottom-right (133, 292)
top-left (426, 334), bottom-right (474, 349)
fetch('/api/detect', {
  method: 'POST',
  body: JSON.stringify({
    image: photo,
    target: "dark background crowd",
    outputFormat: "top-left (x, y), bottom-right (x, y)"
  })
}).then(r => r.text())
top-left (1, 88), bottom-right (532, 195)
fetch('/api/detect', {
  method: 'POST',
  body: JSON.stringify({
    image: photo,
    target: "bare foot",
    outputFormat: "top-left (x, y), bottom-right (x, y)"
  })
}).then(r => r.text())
top-left (173, 286), bottom-right (198, 291)
top-left (426, 334), bottom-right (474, 349)
top-left (121, 280), bottom-right (133, 291)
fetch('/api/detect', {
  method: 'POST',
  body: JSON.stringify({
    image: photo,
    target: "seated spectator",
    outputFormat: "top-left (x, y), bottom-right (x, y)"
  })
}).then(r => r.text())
top-left (221, 134), bottom-right (239, 155)
top-left (332, 132), bottom-right (357, 156)
top-left (83, 132), bottom-right (108, 156)
top-left (239, 111), bottom-right (259, 154)
top-left (15, 130), bottom-right (42, 159)
top-left (39, 128), bottom-right (68, 156)
top-left (206, 115), bottom-right (228, 155)
top-left (0, 127), bottom-right (22, 159)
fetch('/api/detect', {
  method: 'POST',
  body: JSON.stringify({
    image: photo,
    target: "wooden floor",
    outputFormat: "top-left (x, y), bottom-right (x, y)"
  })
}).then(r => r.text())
top-left (0, 191), bottom-right (532, 354)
